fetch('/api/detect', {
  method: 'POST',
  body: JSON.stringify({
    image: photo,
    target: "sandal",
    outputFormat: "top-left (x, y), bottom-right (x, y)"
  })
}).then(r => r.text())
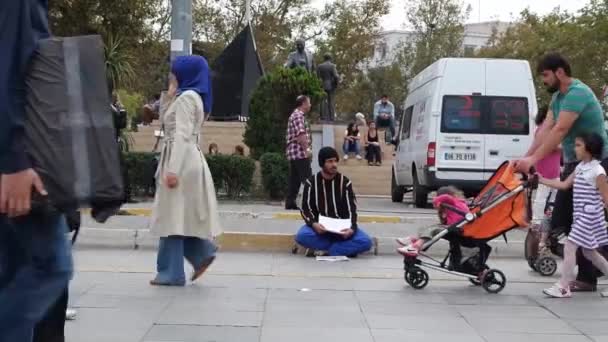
top-left (149, 279), bottom-right (184, 287)
top-left (191, 256), bottom-right (216, 282)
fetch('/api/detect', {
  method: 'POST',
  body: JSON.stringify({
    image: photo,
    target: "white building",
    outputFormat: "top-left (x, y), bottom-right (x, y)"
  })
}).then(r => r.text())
top-left (369, 21), bottom-right (510, 68)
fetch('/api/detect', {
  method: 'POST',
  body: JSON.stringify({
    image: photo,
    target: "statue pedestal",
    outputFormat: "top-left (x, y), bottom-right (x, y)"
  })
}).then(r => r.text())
top-left (310, 124), bottom-right (336, 174)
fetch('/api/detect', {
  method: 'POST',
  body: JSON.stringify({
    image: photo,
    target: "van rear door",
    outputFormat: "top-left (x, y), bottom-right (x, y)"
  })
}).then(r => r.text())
top-left (484, 60), bottom-right (534, 177)
top-left (436, 95), bottom-right (486, 182)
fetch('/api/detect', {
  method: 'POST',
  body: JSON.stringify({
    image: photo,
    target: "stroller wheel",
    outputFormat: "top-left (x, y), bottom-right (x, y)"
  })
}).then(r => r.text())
top-left (535, 256), bottom-right (558, 276)
top-left (405, 267), bottom-right (429, 290)
top-left (481, 269), bottom-right (507, 294)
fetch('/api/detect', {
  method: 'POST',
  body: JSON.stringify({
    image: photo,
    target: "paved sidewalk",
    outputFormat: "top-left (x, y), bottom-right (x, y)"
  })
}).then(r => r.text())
top-left (67, 248), bottom-right (608, 342)
top-left (77, 197), bottom-right (529, 256)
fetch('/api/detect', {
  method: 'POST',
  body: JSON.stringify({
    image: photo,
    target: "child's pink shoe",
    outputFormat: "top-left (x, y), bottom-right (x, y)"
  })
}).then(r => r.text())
top-left (397, 245), bottom-right (419, 257)
top-left (396, 236), bottom-right (418, 246)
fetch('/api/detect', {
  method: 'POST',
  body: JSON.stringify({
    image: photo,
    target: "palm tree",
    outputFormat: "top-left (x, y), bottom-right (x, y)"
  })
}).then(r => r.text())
top-left (104, 33), bottom-right (136, 90)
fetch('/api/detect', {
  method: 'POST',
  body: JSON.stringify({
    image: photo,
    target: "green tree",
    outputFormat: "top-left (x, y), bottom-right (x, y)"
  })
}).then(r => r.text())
top-left (244, 67), bottom-right (324, 159)
top-left (338, 63), bottom-right (408, 118)
top-left (402, 0), bottom-right (470, 76)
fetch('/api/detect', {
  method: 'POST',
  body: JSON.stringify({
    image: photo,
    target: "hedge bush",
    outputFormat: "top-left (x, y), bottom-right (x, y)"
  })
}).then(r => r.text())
top-left (124, 152), bottom-right (256, 199)
top-left (206, 154), bottom-right (256, 199)
top-left (260, 152), bottom-right (289, 200)
top-left (244, 67), bottom-right (325, 159)
top-left (122, 152), bottom-right (158, 197)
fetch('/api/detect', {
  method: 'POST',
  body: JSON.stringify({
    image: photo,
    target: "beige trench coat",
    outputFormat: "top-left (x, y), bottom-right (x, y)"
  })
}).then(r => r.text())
top-left (150, 90), bottom-right (222, 239)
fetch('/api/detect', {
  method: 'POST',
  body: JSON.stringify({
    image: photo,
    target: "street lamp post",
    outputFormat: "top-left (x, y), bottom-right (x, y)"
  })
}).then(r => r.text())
top-left (170, 0), bottom-right (193, 61)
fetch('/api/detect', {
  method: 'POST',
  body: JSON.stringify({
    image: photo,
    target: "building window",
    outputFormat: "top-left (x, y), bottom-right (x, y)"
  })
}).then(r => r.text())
top-left (464, 45), bottom-right (476, 56)
top-left (377, 42), bottom-right (388, 60)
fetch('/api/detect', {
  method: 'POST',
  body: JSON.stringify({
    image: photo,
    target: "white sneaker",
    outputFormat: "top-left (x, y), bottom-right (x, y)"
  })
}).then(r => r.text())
top-left (543, 283), bottom-right (572, 298)
top-left (344, 155), bottom-right (349, 160)
top-left (66, 308), bottom-right (77, 320)
top-left (356, 155), bottom-right (362, 160)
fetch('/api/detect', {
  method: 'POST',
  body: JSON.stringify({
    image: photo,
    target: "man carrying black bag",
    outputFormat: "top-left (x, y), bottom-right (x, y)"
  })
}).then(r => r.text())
top-left (0, 1), bottom-right (73, 341)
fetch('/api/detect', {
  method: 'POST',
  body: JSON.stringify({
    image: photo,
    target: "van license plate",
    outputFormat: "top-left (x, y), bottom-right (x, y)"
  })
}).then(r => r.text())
top-left (445, 152), bottom-right (476, 161)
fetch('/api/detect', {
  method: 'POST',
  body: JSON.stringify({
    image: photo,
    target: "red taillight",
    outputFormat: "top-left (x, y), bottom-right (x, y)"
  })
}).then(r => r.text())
top-left (427, 142), bottom-right (436, 167)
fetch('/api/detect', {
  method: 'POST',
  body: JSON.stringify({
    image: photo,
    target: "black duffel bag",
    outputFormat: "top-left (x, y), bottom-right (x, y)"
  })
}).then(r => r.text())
top-left (24, 35), bottom-right (124, 221)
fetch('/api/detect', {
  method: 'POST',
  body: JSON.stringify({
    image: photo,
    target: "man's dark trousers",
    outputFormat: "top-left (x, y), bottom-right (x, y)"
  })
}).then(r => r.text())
top-left (286, 158), bottom-right (312, 208)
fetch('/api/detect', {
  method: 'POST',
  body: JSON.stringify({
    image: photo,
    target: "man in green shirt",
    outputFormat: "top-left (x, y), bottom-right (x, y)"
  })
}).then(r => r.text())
top-left (516, 53), bottom-right (608, 294)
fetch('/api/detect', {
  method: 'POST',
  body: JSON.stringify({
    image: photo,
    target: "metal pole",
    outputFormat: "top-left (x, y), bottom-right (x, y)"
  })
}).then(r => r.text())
top-left (170, 0), bottom-right (193, 61)
top-left (245, 0), bottom-right (252, 24)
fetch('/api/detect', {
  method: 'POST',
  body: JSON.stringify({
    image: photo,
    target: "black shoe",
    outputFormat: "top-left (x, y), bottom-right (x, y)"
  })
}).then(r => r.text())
top-left (285, 204), bottom-right (299, 210)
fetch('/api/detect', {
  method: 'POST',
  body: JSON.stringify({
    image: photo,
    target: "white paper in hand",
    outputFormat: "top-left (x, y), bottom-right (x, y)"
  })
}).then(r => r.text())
top-left (319, 215), bottom-right (351, 234)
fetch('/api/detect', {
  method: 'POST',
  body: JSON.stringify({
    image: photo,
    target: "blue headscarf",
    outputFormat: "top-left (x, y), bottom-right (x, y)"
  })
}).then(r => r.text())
top-left (171, 55), bottom-right (213, 113)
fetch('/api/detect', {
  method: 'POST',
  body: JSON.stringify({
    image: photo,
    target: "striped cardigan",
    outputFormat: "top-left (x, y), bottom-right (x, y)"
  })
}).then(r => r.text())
top-left (301, 172), bottom-right (358, 231)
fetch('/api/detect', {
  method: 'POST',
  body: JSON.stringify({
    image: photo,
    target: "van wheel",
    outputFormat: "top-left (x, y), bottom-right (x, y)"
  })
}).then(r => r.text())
top-left (413, 171), bottom-right (428, 208)
top-left (391, 171), bottom-right (405, 203)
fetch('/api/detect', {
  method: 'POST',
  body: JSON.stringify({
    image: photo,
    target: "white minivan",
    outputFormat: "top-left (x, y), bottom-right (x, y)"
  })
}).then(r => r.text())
top-left (392, 58), bottom-right (537, 208)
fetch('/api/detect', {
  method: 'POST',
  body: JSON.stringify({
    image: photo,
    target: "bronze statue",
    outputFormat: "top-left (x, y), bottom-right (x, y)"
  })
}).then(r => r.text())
top-left (285, 38), bottom-right (315, 73)
top-left (317, 54), bottom-right (339, 121)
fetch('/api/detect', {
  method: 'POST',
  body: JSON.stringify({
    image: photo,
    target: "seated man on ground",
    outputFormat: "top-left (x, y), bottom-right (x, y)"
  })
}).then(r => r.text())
top-left (295, 147), bottom-right (373, 257)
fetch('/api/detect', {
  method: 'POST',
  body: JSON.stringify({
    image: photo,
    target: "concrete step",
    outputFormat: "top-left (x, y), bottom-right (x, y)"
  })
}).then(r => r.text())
top-left (131, 121), bottom-right (248, 155)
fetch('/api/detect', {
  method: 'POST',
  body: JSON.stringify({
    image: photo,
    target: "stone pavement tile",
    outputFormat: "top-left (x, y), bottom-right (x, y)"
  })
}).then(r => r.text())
top-left (263, 307), bottom-right (368, 328)
top-left (268, 288), bottom-right (357, 303)
top-left (539, 301), bottom-right (608, 319)
top-left (355, 289), bottom-right (448, 304)
top-left (260, 327), bottom-right (374, 342)
top-left (198, 274), bottom-right (272, 289)
top-left (454, 304), bottom-right (556, 319)
top-left (359, 301), bottom-right (460, 316)
top-left (591, 336), bottom-right (608, 342)
top-left (566, 320), bottom-right (608, 336)
top-left (481, 333), bottom-right (591, 342)
top-left (443, 293), bottom-right (538, 306)
top-left (371, 329), bottom-right (485, 342)
top-left (467, 317), bottom-right (580, 335)
top-left (144, 325), bottom-right (260, 342)
top-left (265, 298), bottom-right (361, 314)
top-left (351, 277), bottom-right (409, 291)
top-left (156, 288), bottom-right (267, 326)
top-left (157, 308), bottom-right (264, 327)
top-left (364, 314), bottom-right (476, 333)
top-left (66, 305), bottom-right (164, 342)
top-left (268, 275), bottom-right (354, 290)
top-left (209, 252), bottom-right (274, 275)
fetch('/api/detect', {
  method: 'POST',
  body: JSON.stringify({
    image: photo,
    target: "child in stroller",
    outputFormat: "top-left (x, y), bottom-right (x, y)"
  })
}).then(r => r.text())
top-left (397, 186), bottom-right (470, 257)
top-left (400, 162), bottom-right (534, 294)
top-left (398, 186), bottom-right (492, 277)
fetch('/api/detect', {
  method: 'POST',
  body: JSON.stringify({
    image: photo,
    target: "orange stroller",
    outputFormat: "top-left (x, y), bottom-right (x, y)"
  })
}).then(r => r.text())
top-left (403, 162), bottom-right (535, 294)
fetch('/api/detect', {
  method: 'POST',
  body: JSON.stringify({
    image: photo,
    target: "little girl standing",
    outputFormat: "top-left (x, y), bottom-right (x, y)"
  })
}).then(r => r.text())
top-left (540, 132), bottom-right (608, 298)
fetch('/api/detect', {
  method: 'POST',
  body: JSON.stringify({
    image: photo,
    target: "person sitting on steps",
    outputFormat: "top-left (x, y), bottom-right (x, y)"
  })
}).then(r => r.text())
top-left (365, 121), bottom-right (382, 166)
top-left (343, 122), bottom-right (362, 160)
top-left (295, 147), bottom-right (373, 257)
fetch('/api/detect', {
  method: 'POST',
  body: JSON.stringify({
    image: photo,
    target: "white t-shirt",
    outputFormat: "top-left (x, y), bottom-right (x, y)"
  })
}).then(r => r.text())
top-left (575, 160), bottom-right (606, 186)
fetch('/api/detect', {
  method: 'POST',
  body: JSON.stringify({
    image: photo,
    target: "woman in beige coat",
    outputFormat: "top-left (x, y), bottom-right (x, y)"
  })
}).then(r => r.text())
top-left (149, 55), bottom-right (222, 286)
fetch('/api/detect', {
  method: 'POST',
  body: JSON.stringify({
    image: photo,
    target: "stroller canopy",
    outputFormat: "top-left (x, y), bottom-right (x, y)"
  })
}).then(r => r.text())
top-left (462, 162), bottom-right (530, 240)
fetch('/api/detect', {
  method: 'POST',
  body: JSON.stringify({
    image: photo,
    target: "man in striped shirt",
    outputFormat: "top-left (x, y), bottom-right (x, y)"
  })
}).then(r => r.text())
top-left (295, 147), bottom-right (373, 257)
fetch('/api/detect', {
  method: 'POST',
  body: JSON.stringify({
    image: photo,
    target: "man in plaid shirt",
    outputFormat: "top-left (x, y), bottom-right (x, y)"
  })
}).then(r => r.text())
top-left (285, 95), bottom-right (313, 210)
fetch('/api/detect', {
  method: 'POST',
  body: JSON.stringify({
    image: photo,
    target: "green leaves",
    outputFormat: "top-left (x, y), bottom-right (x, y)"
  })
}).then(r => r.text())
top-left (244, 67), bottom-right (324, 160)
top-left (477, 3), bottom-right (608, 107)
top-left (260, 153), bottom-right (289, 199)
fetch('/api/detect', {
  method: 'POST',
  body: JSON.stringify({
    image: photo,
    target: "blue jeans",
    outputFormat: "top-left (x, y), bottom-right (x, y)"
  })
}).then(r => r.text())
top-left (295, 225), bottom-right (373, 256)
top-left (153, 236), bottom-right (217, 285)
top-left (343, 140), bottom-right (361, 156)
top-left (0, 214), bottom-right (73, 342)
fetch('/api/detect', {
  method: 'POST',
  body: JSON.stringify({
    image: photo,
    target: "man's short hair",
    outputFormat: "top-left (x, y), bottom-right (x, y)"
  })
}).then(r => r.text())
top-left (537, 53), bottom-right (572, 76)
top-left (323, 54), bottom-right (332, 61)
top-left (295, 95), bottom-right (309, 108)
top-left (381, 94), bottom-right (388, 99)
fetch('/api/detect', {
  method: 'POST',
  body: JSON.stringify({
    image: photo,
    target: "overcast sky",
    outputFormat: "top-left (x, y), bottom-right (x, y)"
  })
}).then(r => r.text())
top-left (313, 0), bottom-right (589, 30)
